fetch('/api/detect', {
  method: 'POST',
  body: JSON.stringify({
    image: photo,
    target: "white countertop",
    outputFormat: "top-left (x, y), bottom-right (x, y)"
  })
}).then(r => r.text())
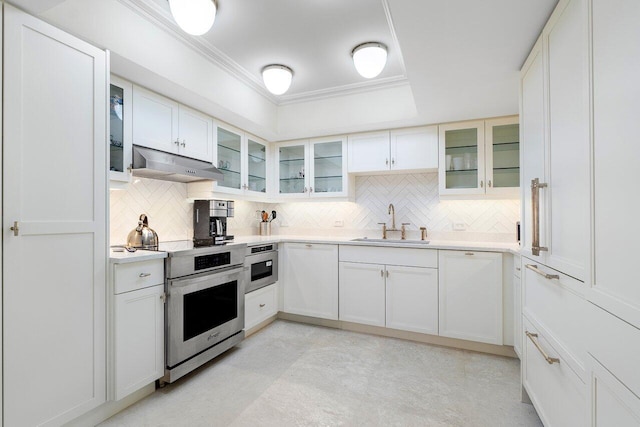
top-left (110, 248), bottom-right (167, 264)
top-left (234, 234), bottom-right (521, 253)
top-left (109, 236), bottom-right (520, 263)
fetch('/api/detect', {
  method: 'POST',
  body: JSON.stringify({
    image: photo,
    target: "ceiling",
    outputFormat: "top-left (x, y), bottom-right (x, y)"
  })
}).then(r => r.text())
top-left (9, 0), bottom-right (558, 140)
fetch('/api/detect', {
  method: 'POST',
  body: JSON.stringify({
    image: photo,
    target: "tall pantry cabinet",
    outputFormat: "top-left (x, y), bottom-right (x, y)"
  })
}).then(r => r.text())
top-left (520, 0), bottom-right (640, 424)
top-left (2, 4), bottom-right (108, 426)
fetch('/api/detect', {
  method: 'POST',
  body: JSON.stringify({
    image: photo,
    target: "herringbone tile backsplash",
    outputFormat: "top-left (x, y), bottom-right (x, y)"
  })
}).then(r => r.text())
top-left (110, 173), bottom-right (520, 244)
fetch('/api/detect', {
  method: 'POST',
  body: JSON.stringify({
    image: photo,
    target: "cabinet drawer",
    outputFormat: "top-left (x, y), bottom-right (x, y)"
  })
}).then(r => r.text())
top-left (523, 319), bottom-right (587, 427)
top-left (114, 259), bottom-right (164, 294)
top-left (339, 245), bottom-right (437, 268)
top-left (245, 284), bottom-right (277, 330)
top-left (590, 354), bottom-right (640, 426)
top-left (587, 302), bottom-right (640, 398)
top-left (522, 259), bottom-right (586, 373)
top-left (513, 255), bottom-right (522, 278)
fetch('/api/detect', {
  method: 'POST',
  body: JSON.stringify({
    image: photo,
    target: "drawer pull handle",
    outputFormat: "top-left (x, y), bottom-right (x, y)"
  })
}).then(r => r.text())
top-left (139, 273), bottom-right (151, 278)
top-left (305, 244), bottom-right (312, 248)
top-left (525, 264), bottom-right (559, 280)
top-left (516, 267), bottom-right (521, 271)
top-left (465, 252), bottom-right (474, 256)
top-left (259, 303), bottom-right (266, 308)
top-left (526, 331), bottom-right (560, 365)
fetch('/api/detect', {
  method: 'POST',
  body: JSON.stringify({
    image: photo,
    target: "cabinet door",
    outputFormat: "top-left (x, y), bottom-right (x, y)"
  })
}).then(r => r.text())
top-left (591, 0), bottom-right (640, 329)
top-left (246, 136), bottom-right (268, 195)
top-left (438, 121), bottom-right (486, 195)
top-left (178, 105), bottom-right (214, 162)
top-left (132, 85), bottom-right (179, 152)
top-left (438, 251), bottom-right (503, 345)
top-left (520, 40), bottom-right (548, 263)
top-left (277, 141), bottom-right (309, 197)
top-left (114, 285), bottom-right (164, 401)
top-left (485, 116), bottom-right (519, 196)
top-left (544, 0), bottom-right (590, 282)
top-left (3, 5), bottom-right (107, 425)
top-left (347, 131), bottom-right (390, 173)
top-left (283, 243), bottom-right (339, 319)
top-left (513, 271), bottom-right (523, 358)
top-left (109, 75), bottom-right (132, 183)
top-left (216, 125), bottom-right (243, 193)
top-left (386, 265), bottom-right (438, 335)
top-left (339, 262), bottom-right (386, 327)
top-left (390, 126), bottom-right (438, 171)
top-left (590, 356), bottom-right (640, 427)
top-left (310, 136), bottom-right (348, 198)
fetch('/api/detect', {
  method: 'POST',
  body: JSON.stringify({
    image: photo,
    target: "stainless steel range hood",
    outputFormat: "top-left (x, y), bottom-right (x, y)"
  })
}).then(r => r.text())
top-left (131, 145), bottom-right (224, 183)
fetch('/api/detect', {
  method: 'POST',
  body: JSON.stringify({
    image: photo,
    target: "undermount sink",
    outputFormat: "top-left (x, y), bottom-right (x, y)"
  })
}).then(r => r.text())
top-left (351, 238), bottom-right (430, 245)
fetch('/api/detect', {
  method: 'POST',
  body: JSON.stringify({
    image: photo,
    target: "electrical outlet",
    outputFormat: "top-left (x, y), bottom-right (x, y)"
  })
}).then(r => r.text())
top-left (453, 222), bottom-right (466, 231)
top-left (334, 220), bottom-right (344, 227)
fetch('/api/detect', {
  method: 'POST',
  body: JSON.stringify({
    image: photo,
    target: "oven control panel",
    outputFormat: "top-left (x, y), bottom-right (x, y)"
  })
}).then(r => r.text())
top-left (250, 244), bottom-right (274, 254)
top-left (194, 252), bottom-right (231, 271)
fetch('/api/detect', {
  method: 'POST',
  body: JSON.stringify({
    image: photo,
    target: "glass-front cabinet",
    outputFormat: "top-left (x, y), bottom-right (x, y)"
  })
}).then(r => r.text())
top-left (438, 117), bottom-right (519, 197)
top-left (212, 125), bottom-right (269, 197)
top-left (109, 75), bottom-right (132, 184)
top-left (276, 136), bottom-right (348, 199)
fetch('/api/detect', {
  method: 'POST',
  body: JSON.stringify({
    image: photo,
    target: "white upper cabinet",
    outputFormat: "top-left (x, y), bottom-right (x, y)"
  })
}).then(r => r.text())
top-left (132, 85), bottom-right (213, 162)
top-left (439, 120), bottom-right (486, 195)
top-left (348, 126), bottom-right (438, 174)
top-left (439, 117), bottom-right (519, 197)
top-left (109, 75), bottom-right (133, 184)
top-left (590, 0), bottom-right (640, 329)
top-left (189, 125), bottom-right (270, 199)
top-left (177, 104), bottom-right (215, 162)
top-left (276, 136), bottom-right (349, 199)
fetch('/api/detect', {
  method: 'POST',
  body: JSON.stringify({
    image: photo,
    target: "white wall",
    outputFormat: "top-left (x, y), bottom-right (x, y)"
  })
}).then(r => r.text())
top-left (110, 173), bottom-right (520, 245)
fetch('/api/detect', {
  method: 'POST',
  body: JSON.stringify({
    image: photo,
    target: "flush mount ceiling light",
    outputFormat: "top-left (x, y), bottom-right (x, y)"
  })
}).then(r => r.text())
top-left (351, 42), bottom-right (388, 79)
top-left (262, 65), bottom-right (293, 95)
top-left (168, 0), bottom-right (217, 36)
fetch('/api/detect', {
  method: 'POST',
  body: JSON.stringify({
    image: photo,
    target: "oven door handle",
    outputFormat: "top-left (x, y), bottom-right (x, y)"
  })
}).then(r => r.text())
top-left (168, 265), bottom-right (246, 290)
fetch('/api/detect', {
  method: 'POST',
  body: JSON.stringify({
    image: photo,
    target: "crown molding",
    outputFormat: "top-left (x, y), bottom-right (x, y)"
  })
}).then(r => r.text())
top-left (120, 0), bottom-right (409, 106)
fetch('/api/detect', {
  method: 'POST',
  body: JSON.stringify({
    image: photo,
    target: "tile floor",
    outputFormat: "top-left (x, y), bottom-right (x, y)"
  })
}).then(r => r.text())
top-left (100, 320), bottom-right (542, 426)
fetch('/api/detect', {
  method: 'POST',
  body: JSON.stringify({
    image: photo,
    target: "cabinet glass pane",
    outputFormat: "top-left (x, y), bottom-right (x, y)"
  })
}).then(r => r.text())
top-left (247, 139), bottom-right (267, 193)
top-left (110, 84), bottom-right (124, 172)
top-left (444, 128), bottom-right (478, 189)
top-left (279, 145), bottom-right (305, 194)
top-left (313, 141), bottom-right (342, 194)
top-left (217, 128), bottom-right (242, 190)
top-left (492, 124), bottom-right (520, 188)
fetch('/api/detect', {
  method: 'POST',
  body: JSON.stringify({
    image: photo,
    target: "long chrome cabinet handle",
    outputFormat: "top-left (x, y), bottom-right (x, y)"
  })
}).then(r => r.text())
top-left (525, 331), bottom-right (560, 364)
top-left (139, 273), bottom-right (151, 278)
top-left (525, 264), bottom-right (559, 280)
top-left (531, 178), bottom-right (548, 256)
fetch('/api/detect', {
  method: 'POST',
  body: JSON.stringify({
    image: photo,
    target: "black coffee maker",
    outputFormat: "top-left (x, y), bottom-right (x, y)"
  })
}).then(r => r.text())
top-left (193, 200), bottom-right (235, 246)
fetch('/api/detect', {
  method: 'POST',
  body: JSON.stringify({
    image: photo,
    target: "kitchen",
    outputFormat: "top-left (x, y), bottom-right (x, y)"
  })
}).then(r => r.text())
top-left (2, 0), bottom-right (639, 426)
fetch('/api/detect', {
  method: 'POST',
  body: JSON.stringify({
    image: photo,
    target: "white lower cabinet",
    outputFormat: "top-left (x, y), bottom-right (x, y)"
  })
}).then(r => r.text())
top-left (386, 265), bottom-right (439, 335)
top-left (590, 355), bottom-right (640, 426)
top-left (513, 255), bottom-right (523, 358)
top-left (112, 259), bottom-right (165, 401)
top-left (523, 319), bottom-right (587, 427)
top-left (438, 250), bottom-right (503, 345)
top-left (339, 246), bottom-right (439, 335)
top-left (245, 284), bottom-right (278, 330)
top-left (282, 243), bottom-right (339, 320)
top-left (339, 262), bottom-right (386, 326)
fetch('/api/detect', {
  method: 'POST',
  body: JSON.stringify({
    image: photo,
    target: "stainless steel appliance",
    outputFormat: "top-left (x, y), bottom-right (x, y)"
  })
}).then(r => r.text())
top-left (193, 199), bottom-right (235, 247)
top-left (245, 243), bottom-right (278, 294)
top-left (160, 241), bottom-right (247, 384)
top-left (132, 145), bottom-right (224, 183)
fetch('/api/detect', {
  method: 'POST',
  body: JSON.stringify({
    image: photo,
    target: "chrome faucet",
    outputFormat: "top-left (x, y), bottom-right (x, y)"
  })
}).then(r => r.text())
top-left (388, 203), bottom-right (396, 230)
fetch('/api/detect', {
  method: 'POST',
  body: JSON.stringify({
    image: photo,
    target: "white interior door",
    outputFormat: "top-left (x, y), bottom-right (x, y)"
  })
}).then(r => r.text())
top-left (3, 5), bottom-right (107, 425)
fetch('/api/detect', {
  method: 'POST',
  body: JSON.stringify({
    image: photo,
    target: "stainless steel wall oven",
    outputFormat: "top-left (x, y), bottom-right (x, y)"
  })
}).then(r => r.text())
top-left (160, 242), bottom-right (246, 384)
